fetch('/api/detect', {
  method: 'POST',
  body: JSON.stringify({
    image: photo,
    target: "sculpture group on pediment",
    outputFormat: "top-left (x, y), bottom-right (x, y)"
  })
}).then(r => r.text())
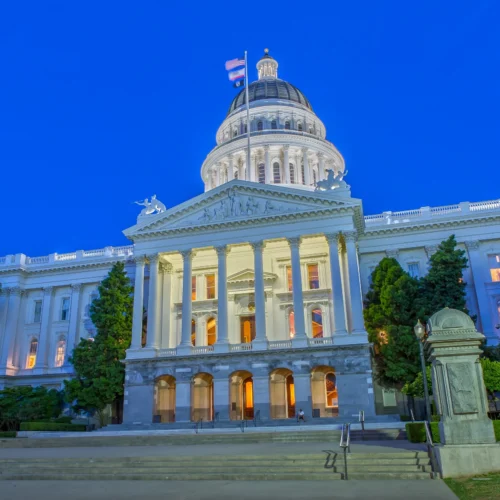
top-left (315, 169), bottom-right (348, 192)
top-left (134, 195), bottom-right (167, 216)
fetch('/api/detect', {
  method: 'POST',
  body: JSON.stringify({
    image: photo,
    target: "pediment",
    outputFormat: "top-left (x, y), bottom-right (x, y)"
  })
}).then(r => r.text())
top-left (124, 180), bottom-right (361, 239)
top-left (227, 268), bottom-right (278, 284)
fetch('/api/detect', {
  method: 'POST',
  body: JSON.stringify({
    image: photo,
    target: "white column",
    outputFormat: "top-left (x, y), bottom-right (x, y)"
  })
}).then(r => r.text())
top-left (264, 145), bottom-right (271, 183)
top-left (465, 240), bottom-right (496, 342)
top-left (250, 154), bottom-right (256, 182)
top-left (317, 153), bottom-right (325, 181)
top-left (161, 263), bottom-right (172, 348)
top-left (251, 241), bottom-right (268, 348)
top-left (215, 246), bottom-right (229, 351)
top-left (34, 286), bottom-right (54, 370)
top-left (215, 164), bottom-right (221, 186)
top-left (195, 315), bottom-right (204, 346)
top-left (326, 234), bottom-right (348, 335)
top-left (227, 155), bottom-right (234, 181)
top-left (302, 148), bottom-right (311, 186)
top-left (0, 288), bottom-right (23, 369)
top-left (146, 254), bottom-right (160, 349)
top-left (179, 250), bottom-right (194, 352)
top-left (288, 238), bottom-right (307, 345)
top-left (131, 256), bottom-right (146, 349)
top-left (65, 284), bottom-right (82, 365)
top-left (244, 149), bottom-right (250, 181)
top-left (344, 231), bottom-right (367, 335)
top-left (283, 145), bottom-right (291, 184)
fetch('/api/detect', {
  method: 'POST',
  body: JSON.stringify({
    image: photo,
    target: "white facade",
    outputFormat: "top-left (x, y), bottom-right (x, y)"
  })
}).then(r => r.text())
top-left (1, 51), bottom-right (499, 421)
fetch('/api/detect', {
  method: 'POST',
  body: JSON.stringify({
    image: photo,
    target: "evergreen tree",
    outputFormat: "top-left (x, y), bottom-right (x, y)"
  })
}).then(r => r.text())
top-left (64, 262), bottom-right (133, 425)
top-left (364, 258), bottom-right (421, 386)
top-left (480, 358), bottom-right (500, 411)
top-left (418, 235), bottom-right (469, 319)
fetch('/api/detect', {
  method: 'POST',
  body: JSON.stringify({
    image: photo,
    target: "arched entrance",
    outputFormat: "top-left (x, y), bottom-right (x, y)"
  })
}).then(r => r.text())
top-left (311, 366), bottom-right (338, 418)
top-left (230, 370), bottom-right (254, 420)
top-left (153, 375), bottom-right (176, 423)
top-left (191, 372), bottom-right (214, 421)
top-left (270, 368), bottom-right (295, 419)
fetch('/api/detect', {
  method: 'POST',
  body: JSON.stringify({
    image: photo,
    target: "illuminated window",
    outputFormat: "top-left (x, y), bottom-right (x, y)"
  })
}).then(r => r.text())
top-left (206, 274), bottom-right (215, 299)
top-left (311, 308), bottom-right (323, 338)
top-left (408, 262), bottom-right (420, 278)
top-left (61, 297), bottom-right (70, 321)
top-left (271, 120), bottom-right (277, 129)
top-left (491, 269), bottom-right (500, 282)
top-left (288, 310), bottom-right (295, 338)
top-left (258, 163), bottom-right (266, 183)
top-left (191, 276), bottom-right (197, 301)
top-left (308, 264), bottom-right (320, 289)
top-left (289, 163), bottom-right (295, 183)
top-left (286, 266), bottom-right (293, 292)
top-left (273, 162), bottom-right (281, 183)
top-left (191, 319), bottom-right (196, 346)
top-left (33, 300), bottom-right (42, 323)
top-left (285, 121), bottom-right (290, 130)
top-left (27, 339), bottom-right (38, 369)
top-left (207, 317), bottom-right (216, 345)
top-left (54, 337), bottom-right (66, 367)
top-left (257, 121), bottom-right (263, 131)
top-left (325, 373), bottom-right (337, 407)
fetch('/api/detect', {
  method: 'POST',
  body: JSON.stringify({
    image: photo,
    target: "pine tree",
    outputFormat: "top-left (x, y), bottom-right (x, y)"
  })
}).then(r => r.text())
top-left (419, 235), bottom-right (469, 319)
top-left (364, 258), bottom-right (421, 386)
top-left (64, 262), bottom-right (133, 425)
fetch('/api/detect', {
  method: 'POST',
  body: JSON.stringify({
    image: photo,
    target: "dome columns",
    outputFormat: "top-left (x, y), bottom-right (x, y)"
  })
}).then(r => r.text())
top-left (317, 152), bottom-right (325, 181)
top-left (227, 155), bottom-right (234, 182)
top-left (283, 145), bottom-right (291, 184)
top-left (264, 146), bottom-right (271, 184)
top-left (302, 148), bottom-right (311, 186)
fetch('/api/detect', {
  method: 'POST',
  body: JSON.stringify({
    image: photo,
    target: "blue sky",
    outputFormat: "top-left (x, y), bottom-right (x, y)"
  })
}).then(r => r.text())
top-left (1, 1), bottom-right (498, 257)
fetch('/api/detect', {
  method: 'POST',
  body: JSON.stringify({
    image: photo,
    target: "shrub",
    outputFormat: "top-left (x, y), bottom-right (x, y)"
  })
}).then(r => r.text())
top-left (0, 431), bottom-right (16, 438)
top-left (19, 422), bottom-right (86, 432)
top-left (399, 415), bottom-right (412, 422)
top-left (406, 422), bottom-right (440, 443)
top-left (494, 420), bottom-right (500, 442)
top-left (53, 416), bottom-right (73, 424)
top-left (431, 415), bottom-right (441, 422)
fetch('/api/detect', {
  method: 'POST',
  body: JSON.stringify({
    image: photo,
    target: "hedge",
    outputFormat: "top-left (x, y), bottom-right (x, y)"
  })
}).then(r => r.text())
top-left (406, 422), bottom-right (440, 443)
top-left (19, 422), bottom-right (86, 432)
top-left (0, 431), bottom-right (16, 438)
top-left (494, 421), bottom-right (500, 441)
top-left (53, 416), bottom-right (73, 424)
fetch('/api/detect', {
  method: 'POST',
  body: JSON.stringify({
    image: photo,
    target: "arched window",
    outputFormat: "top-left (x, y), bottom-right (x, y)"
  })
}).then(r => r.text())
top-left (207, 317), bottom-right (216, 346)
top-left (271, 120), bottom-right (277, 129)
top-left (273, 162), bottom-right (281, 183)
top-left (233, 128), bottom-right (238, 138)
top-left (234, 170), bottom-right (239, 180)
top-left (244, 123), bottom-right (248, 134)
top-left (54, 336), bottom-right (66, 367)
top-left (27, 338), bottom-right (38, 369)
top-left (285, 121), bottom-right (291, 130)
top-left (325, 372), bottom-right (337, 407)
top-left (191, 319), bottom-right (196, 346)
top-left (290, 163), bottom-right (295, 183)
top-left (298, 122), bottom-right (303, 131)
top-left (258, 163), bottom-right (266, 183)
top-left (311, 308), bottom-right (323, 338)
top-left (288, 309), bottom-right (295, 338)
top-left (257, 121), bottom-right (263, 131)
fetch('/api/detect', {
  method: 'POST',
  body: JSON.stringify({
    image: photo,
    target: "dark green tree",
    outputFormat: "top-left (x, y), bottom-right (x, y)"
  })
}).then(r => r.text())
top-left (418, 235), bottom-right (470, 320)
top-left (64, 262), bottom-right (133, 425)
top-left (364, 258), bottom-right (421, 386)
top-left (480, 358), bottom-right (500, 411)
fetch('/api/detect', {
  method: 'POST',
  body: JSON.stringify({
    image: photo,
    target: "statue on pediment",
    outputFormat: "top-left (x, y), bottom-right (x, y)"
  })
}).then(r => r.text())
top-left (315, 169), bottom-right (348, 192)
top-left (134, 194), bottom-right (167, 216)
top-left (246, 196), bottom-right (260, 215)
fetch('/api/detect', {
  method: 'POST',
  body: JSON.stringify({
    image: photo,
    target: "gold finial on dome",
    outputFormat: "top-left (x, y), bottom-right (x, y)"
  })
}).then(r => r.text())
top-left (264, 48), bottom-right (269, 54)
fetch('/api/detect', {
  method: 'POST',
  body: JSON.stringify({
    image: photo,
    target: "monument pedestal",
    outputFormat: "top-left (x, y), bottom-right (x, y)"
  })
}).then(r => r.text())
top-left (434, 444), bottom-right (500, 478)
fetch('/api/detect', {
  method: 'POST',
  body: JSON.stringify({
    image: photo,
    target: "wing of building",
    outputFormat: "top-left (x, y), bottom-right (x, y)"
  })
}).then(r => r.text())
top-left (1, 50), bottom-right (499, 424)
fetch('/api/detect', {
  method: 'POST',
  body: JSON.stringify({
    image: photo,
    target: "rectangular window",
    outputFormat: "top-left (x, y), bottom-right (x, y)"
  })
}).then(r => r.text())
top-left (286, 266), bottom-right (293, 292)
top-left (496, 255), bottom-right (500, 263)
top-left (191, 276), bottom-right (197, 301)
top-left (61, 297), bottom-right (70, 321)
top-left (407, 262), bottom-right (420, 279)
top-left (206, 274), bottom-right (215, 299)
top-left (491, 269), bottom-right (500, 282)
top-left (382, 389), bottom-right (397, 407)
top-left (308, 264), bottom-right (320, 289)
top-left (33, 300), bottom-right (42, 323)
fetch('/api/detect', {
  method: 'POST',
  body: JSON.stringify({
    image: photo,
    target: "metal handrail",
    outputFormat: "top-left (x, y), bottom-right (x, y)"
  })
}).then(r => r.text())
top-left (212, 412), bottom-right (219, 428)
top-left (339, 423), bottom-right (351, 480)
top-left (423, 420), bottom-right (439, 479)
top-left (194, 417), bottom-right (203, 434)
top-left (253, 410), bottom-right (261, 427)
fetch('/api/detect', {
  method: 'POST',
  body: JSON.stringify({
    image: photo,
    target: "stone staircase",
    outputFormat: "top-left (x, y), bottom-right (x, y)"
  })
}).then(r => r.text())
top-left (0, 452), bottom-right (433, 480)
top-left (0, 429), bottom-right (406, 448)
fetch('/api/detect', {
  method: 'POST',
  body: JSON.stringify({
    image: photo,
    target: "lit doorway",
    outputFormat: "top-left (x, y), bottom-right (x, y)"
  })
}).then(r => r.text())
top-left (240, 316), bottom-right (256, 343)
top-left (230, 370), bottom-right (254, 420)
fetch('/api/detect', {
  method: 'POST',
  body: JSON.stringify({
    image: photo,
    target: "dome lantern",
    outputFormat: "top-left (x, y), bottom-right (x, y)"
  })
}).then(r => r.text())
top-left (257, 48), bottom-right (278, 80)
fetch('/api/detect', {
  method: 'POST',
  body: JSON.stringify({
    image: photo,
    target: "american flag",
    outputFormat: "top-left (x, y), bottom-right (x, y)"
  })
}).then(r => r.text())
top-left (225, 57), bottom-right (245, 71)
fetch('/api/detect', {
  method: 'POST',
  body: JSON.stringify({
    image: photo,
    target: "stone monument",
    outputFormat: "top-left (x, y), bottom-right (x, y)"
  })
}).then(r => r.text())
top-left (424, 307), bottom-right (500, 477)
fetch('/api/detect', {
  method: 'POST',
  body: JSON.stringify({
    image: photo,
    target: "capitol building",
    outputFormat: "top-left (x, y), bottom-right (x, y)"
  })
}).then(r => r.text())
top-left (1, 51), bottom-right (499, 425)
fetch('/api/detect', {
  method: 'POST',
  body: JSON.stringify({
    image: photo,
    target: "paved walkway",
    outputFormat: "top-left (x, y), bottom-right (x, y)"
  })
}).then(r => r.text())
top-left (0, 440), bottom-right (427, 459)
top-left (0, 480), bottom-right (458, 499)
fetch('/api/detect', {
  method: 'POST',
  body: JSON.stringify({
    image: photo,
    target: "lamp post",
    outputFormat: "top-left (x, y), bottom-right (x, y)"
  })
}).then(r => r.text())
top-left (414, 319), bottom-right (432, 421)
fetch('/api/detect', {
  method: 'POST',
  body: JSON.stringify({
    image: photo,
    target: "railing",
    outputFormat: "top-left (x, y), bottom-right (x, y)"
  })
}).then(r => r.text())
top-left (194, 418), bottom-right (203, 434)
top-left (192, 346), bottom-right (215, 354)
top-left (253, 409), bottom-right (261, 427)
top-left (157, 348), bottom-right (177, 357)
top-left (83, 248), bottom-right (106, 257)
top-left (229, 343), bottom-right (252, 352)
top-left (56, 252), bottom-right (77, 261)
top-left (470, 199), bottom-right (500, 211)
top-left (424, 420), bottom-right (439, 479)
top-left (268, 340), bottom-right (292, 349)
top-left (26, 256), bottom-right (50, 265)
top-left (308, 337), bottom-right (333, 346)
top-left (212, 412), bottom-right (219, 428)
top-left (339, 423), bottom-right (351, 480)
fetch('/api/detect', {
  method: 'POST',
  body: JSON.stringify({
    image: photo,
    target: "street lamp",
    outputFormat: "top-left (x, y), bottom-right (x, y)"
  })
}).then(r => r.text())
top-left (414, 319), bottom-right (432, 421)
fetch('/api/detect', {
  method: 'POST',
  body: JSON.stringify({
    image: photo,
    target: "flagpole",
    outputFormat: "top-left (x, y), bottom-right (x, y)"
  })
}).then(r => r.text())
top-left (244, 50), bottom-right (251, 181)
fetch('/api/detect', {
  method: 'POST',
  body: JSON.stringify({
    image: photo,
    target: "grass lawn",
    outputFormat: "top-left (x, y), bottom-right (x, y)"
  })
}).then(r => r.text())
top-left (444, 473), bottom-right (500, 499)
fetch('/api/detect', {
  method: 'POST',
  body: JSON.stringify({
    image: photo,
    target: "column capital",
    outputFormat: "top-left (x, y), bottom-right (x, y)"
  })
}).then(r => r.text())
top-left (159, 262), bottom-right (173, 274)
top-left (425, 245), bottom-right (439, 258)
top-left (317, 152), bottom-right (325, 159)
top-left (134, 255), bottom-right (147, 265)
top-left (263, 145), bottom-right (270, 152)
top-left (147, 254), bottom-right (160, 264)
top-left (386, 249), bottom-right (400, 259)
top-left (8, 286), bottom-right (24, 296)
top-left (43, 286), bottom-right (54, 295)
top-left (215, 245), bottom-right (230, 257)
top-left (180, 249), bottom-right (195, 260)
top-left (287, 236), bottom-right (302, 248)
top-left (250, 241), bottom-right (265, 251)
top-left (343, 231), bottom-right (358, 243)
top-left (227, 154), bottom-right (234, 161)
top-left (71, 283), bottom-right (83, 292)
top-left (301, 147), bottom-right (309, 154)
top-left (465, 240), bottom-right (480, 251)
top-left (324, 232), bottom-right (341, 244)
top-left (282, 144), bottom-right (290, 152)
